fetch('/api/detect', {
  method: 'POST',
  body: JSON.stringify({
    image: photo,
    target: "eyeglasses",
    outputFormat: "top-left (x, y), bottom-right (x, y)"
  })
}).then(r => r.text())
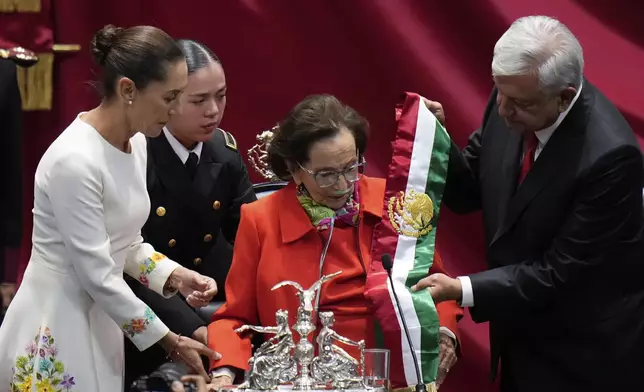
top-left (297, 158), bottom-right (366, 188)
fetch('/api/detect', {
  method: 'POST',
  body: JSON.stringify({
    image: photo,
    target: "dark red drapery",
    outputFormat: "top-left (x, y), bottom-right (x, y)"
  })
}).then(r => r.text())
top-left (13, 1), bottom-right (644, 391)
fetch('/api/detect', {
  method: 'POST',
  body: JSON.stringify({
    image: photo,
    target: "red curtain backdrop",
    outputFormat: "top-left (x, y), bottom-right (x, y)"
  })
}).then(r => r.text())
top-left (14, 1), bottom-right (644, 391)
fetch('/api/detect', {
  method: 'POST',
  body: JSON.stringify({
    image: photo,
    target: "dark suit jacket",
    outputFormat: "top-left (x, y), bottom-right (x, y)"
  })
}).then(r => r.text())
top-left (443, 80), bottom-right (644, 391)
top-left (0, 59), bottom-right (23, 282)
top-left (124, 129), bottom-right (256, 387)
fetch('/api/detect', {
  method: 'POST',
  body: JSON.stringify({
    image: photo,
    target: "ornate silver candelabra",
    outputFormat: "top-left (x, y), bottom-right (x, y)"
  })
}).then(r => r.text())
top-left (233, 271), bottom-right (369, 391)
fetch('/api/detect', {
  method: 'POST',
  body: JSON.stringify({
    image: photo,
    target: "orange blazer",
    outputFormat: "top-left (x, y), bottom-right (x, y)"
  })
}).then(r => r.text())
top-left (207, 176), bottom-right (462, 373)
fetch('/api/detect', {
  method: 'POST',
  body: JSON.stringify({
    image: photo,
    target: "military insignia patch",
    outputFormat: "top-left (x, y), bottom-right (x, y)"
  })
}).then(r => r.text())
top-left (219, 129), bottom-right (238, 151)
top-left (387, 189), bottom-right (434, 238)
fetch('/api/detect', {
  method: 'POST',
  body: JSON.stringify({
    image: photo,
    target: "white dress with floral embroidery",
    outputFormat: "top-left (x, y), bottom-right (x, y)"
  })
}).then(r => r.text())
top-left (0, 115), bottom-right (181, 392)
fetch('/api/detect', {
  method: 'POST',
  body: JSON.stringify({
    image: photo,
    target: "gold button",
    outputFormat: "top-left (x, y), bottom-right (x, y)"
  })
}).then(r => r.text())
top-left (193, 257), bottom-right (202, 266)
top-left (203, 234), bottom-right (213, 242)
top-left (168, 239), bottom-right (177, 247)
top-left (156, 206), bottom-right (166, 217)
top-left (212, 200), bottom-right (221, 210)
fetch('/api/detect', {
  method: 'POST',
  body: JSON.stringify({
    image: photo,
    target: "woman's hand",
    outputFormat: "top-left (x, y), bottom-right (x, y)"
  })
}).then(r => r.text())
top-left (193, 326), bottom-right (208, 345)
top-left (169, 267), bottom-right (218, 307)
top-left (436, 333), bottom-right (457, 389)
top-left (160, 332), bottom-right (221, 381)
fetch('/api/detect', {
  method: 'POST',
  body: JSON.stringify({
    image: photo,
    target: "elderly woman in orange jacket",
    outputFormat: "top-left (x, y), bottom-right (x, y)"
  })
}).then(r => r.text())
top-left (206, 95), bottom-right (462, 390)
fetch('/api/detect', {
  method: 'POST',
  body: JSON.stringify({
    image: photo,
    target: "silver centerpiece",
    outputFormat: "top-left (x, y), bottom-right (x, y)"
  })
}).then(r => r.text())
top-left (290, 307), bottom-right (317, 390)
top-left (232, 271), bottom-right (373, 392)
top-left (312, 311), bottom-right (365, 390)
top-left (235, 310), bottom-right (297, 389)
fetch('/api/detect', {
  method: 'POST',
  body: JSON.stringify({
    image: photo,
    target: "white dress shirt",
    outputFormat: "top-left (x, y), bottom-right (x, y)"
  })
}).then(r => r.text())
top-left (163, 127), bottom-right (203, 164)
top-left (458, 83), bottom-right (583, 307)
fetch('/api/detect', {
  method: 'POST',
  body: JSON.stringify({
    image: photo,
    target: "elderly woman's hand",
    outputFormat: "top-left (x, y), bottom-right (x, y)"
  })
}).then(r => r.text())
top-left (206, 375), bottom-right (234, 391)
top-left (436, 333), bottom-right (457, 389)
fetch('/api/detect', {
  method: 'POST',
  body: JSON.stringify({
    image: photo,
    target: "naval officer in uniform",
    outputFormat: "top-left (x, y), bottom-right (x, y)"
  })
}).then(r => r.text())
top-left (124, 40), bottom-right (256, 388)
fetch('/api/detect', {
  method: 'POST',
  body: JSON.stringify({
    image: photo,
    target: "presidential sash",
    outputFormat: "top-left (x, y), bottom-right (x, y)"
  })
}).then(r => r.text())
top-left (365, 92), bottom-right (451, 388)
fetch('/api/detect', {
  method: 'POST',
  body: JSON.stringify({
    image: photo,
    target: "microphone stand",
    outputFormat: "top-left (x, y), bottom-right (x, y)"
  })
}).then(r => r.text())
top-left (383, 255), bottom-right (427, 392)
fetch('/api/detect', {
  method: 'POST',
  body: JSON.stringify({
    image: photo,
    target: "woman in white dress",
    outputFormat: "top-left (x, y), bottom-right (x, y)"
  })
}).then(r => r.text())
top-left (0, 25), bottom-right (222, 391)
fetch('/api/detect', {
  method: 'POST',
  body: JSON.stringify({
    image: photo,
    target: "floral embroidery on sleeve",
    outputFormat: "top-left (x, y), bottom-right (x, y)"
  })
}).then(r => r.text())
top-left (138, 252), bottom-right (167, 287)
top-left (121, 306), bottom-right (157, 338)
top-left (11, 326), bottom-right (76, 392)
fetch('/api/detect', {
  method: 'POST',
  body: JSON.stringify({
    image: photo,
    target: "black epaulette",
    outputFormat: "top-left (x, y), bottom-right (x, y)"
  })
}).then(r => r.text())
top-left (218, 129), bottom-right (238, 152)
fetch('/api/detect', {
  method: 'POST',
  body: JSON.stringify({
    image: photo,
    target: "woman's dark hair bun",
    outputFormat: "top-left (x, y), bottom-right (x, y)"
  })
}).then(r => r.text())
top-left (90, 24), bottom-right (124, 66)
top-left (89, 24), bottom-right (184, 100)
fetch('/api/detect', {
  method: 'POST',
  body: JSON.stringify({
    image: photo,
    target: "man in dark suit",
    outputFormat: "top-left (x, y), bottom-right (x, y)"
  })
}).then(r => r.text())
top-left (123, 127), bottom-right (256, 387)
top-left (0, 58), bottom-right (23, 324)
top-left (413, 16), bottom-right (644, 392)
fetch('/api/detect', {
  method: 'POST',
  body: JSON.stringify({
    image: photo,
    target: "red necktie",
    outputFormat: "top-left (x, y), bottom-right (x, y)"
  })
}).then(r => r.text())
top-left (518, 132), bottom-right (538, 184)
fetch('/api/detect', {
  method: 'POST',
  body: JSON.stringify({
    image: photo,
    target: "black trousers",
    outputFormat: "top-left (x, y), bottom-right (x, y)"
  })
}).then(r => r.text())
top-left (499, 357), bottom-right (518, 392)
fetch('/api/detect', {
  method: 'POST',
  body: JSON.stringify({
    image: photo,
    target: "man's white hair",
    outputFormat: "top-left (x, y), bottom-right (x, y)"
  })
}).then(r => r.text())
top-left (492, 16), bottom-right (584, 94)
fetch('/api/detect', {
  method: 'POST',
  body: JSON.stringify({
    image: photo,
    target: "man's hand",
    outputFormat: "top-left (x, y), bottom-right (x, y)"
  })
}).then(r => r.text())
top-left (193, 326), bottom-right (208, 345)
top-left (422, 98), bottom-right (446, 126)
top-left (206, 375), bottom-right (233, 391)
top-left (170, 267), bottom-right (218, 308)
top-left (436, 334), bottom-right (457, 389)
top-left (411, 273), bottom-right (462, 303)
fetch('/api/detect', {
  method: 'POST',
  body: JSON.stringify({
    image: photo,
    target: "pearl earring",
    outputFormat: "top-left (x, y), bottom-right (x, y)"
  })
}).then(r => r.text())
top-left (128, 100), bottom-right (133, 105)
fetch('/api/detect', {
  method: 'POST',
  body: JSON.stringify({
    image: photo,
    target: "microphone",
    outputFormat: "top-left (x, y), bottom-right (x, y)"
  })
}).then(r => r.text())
top-left (381, 253), bottom-right (427, 392)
